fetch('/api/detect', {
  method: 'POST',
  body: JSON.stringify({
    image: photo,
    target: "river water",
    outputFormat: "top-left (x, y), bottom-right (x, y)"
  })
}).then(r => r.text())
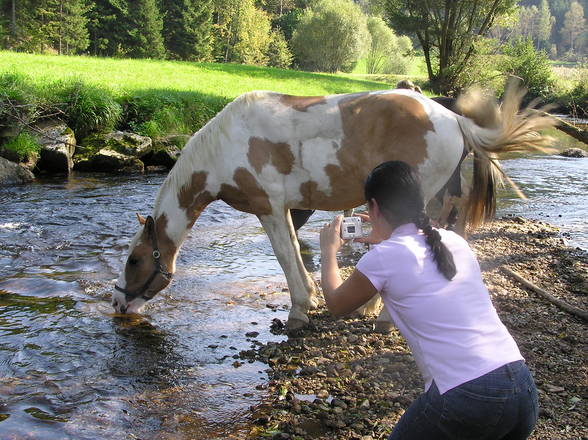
top-left (0, 150), bottom-right (586, 439)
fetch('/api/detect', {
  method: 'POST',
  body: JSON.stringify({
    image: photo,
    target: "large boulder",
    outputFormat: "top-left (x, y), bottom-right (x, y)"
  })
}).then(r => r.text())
top-left (74, 131), bottom-right (152, 173)
top-left (143, 135), bottom-right (187, 169)
top-left (560, 148), bottom-right (588, 158)
top-left (36, 121), bottom-right (76, 173)
top-left (74, 148), bottom-right (144, 173)
top-left (0, 156), bottom-right (35, 185)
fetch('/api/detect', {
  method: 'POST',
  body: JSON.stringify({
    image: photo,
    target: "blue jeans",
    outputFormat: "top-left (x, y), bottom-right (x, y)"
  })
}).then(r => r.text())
top-left (389, 361), bottom-right (538, 440)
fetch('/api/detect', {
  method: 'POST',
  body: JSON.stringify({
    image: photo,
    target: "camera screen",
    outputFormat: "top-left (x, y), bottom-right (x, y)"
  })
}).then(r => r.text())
top-left (347, 226), bottom-right (356, 233)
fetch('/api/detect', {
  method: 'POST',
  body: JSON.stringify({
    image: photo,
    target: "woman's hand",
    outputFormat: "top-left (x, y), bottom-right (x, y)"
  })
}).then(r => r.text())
top-left (353, 212), bottom-right (385, 245)
top-left (320, 215), bottom-right (345, 256)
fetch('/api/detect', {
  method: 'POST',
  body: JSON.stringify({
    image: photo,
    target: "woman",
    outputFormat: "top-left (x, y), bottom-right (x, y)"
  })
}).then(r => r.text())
top-left (319, 161), bottom-right (538, 440)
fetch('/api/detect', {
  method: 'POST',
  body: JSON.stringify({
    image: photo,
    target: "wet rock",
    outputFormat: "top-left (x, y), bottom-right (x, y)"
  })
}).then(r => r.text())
top-left (245, 331), bottom-right (260, 338)
top-left (0, 156), bottom-right (35, 185)
top-left (559, 148), bottom-right (587, 158)
top-left (36, 121), bottom-right (76, 173)
top-left (299, 365), bottom-right (319, 376)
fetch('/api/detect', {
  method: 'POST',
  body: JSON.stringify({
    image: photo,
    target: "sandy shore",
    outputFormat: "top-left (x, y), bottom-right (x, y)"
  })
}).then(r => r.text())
top-left (241, 217), bottom-right (587, 440)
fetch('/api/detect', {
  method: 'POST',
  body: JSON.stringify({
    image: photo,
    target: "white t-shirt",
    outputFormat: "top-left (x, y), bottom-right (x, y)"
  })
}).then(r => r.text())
top-left (356, 223), bottom-right (523, 394)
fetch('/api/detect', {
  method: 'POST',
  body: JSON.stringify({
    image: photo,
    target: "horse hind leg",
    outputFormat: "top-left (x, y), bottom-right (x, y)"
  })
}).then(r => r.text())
top-left (258, 209), bottom-right (317, 330)
top-left (374, 305), bottom-right (395, 334)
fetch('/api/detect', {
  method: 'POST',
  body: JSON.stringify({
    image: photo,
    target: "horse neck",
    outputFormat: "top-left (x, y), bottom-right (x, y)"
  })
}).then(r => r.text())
top-left (152, 133), bottom-right (218, 253)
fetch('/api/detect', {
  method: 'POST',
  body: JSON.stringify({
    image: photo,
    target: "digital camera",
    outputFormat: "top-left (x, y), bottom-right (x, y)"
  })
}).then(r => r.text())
top-left (341, 216), bottom-right (363, 240)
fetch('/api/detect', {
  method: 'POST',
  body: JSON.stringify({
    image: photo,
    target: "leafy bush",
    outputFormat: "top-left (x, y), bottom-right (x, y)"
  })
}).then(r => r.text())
top-left (500, 38), bottom-right (556, 101)
top-left (267, 30), bottom-right (293, 69)
top-left (2, 132), bottom-right (41, 161)
top-left (450, 38), bottom-right (505, 93)
top-left (557, 66), bottom-right (588, 117)
top-left (385, 35), bottom-right (414, 75)
top-left (291, 0), bottom-right (371, 73)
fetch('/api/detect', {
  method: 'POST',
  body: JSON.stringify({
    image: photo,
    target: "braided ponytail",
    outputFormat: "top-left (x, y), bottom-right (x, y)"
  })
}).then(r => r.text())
top-left (416, 213), bottom-right (457, 280)
top-left (365, 161), bottom-right (458, 281)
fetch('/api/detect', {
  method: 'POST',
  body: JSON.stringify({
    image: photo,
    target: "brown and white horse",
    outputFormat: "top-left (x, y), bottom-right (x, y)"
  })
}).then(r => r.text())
top-left (112, 83), bottom-right (553, 329)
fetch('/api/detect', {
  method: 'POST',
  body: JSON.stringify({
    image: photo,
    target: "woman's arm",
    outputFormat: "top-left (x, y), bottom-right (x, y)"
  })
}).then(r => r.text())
top-left (320, 216), bottom-right (379, 317)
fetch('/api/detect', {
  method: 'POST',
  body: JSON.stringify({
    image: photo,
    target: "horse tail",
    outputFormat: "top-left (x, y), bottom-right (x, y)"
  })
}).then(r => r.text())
top-left (455, 78), bottom-right (556, 229)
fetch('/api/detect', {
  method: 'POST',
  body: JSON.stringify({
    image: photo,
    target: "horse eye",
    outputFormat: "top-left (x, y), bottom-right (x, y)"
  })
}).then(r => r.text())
top-left (128, 257), bottom-right (139, 266)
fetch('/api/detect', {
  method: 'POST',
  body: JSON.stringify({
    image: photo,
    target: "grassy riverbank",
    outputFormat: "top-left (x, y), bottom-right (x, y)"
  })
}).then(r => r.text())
top-left (0, 51), bottom-right (390, 147)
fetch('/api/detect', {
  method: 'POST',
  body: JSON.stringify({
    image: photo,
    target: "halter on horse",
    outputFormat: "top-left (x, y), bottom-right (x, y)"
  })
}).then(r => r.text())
top-left (112, 82), bottom-right (554, 329)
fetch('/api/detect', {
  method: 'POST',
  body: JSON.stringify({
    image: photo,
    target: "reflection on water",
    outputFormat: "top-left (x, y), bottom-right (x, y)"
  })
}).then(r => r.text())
top-left (0, 149), bottom-right (585, 438)
top-left (0, 173), bottom-right (291, 439)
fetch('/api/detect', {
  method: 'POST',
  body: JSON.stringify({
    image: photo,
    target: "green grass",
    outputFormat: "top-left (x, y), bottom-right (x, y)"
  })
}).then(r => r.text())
top-left (0, 51), bottom-right (395, 141)
top-left (0, 51), bottom-right (390, 99)
top-left (1, 132), bottom-right (41, 161)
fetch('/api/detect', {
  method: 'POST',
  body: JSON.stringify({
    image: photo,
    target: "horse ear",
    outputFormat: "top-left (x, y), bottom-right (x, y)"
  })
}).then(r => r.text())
top-left (136, 213), bottom-right (147, 225)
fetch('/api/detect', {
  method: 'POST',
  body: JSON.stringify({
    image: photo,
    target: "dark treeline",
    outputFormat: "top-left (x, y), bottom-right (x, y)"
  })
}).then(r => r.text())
top-left (0, 0), bottom-right (311, 63)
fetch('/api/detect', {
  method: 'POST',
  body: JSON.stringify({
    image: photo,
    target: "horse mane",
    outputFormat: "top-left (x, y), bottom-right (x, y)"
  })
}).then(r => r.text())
top-left (154, 91), bottom-right (271, 212)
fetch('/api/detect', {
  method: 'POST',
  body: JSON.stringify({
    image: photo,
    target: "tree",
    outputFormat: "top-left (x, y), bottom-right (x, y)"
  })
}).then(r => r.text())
top-left (212, 0), bottom-right (272, 64)
top-left (536, 0), bottom-right (555, 51)
top-left (384, 0), bottom-right (517, 94)
top-left (87, 0), bottom-right (129, 56)
top-left (266, 29), bottom-right (293, 68)
top-left (365, 17), bottom-right (412, 74)
top-left (291, 0), bottom-right (370, 72)
top-left (560, 1), bottom-right (586, 54)
top-left (232, 1), bottom-right (271, 65)
top-left (162, 0), bottom-right (213, 61)
top-left (126, 0), bottom-right (165, 58)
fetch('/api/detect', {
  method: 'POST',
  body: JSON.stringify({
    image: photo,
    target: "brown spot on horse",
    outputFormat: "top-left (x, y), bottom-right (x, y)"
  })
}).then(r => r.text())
top-left (317, 93), bottom-right (435, 209)
top-left (178, 171), bottom-right (214, 225)
top-left (248, 137), bottom-right (295, 175)
top-left (279, 95), bottom-right (327, 112)
top-left (218, 168), bottom-right (273, 215)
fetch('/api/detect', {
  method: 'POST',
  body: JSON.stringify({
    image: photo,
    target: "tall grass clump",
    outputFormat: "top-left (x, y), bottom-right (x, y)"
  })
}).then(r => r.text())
top-left (54, 80), bottom-right (122, 139)
top-left (0, 72), bottom-right (45, 130)
top-left (119, 90), bottom-right (228, 138)
top-left (0, 73), bottom-right (122, 141)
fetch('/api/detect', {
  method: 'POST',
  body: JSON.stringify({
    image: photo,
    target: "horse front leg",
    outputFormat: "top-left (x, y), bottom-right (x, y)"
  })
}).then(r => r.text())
top-left (258, 209), bottom-right (317, 330)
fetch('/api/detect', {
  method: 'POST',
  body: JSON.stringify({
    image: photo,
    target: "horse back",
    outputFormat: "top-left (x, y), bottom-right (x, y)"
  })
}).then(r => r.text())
top-left (216, 90), bottom-right (465, 214)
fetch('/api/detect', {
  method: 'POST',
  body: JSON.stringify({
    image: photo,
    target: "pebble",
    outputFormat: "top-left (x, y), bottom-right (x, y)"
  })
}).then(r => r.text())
top-left (545, 384), bottom-right (565, 393)
top-left (316, 389), bottom-right (329, 399)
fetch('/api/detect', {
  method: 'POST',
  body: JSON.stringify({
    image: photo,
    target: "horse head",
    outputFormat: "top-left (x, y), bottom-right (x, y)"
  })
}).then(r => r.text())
top-left (112, 213), bottom-right (176, 314)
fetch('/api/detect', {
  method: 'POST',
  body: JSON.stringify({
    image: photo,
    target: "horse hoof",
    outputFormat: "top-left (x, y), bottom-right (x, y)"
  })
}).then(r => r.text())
top-left (374, 321), bottom-right (395, 334)
top-left (286, 317), bottom-right (308, 331)
top-left (309, 296), bottom-right (320, 309)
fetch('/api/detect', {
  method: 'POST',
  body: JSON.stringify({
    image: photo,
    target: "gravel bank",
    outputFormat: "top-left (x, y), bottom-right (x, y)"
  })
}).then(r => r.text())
top-left (241, 217), bottom-right (587, 440)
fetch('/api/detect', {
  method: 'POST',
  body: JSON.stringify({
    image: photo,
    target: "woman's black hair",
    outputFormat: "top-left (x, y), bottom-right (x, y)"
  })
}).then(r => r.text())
top-left (364, 161), bottom-right (457, 281)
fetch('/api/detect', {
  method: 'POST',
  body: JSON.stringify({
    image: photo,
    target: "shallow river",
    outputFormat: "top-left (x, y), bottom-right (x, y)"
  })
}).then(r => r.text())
top-left (0, 151), bottom-right (586, 439)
